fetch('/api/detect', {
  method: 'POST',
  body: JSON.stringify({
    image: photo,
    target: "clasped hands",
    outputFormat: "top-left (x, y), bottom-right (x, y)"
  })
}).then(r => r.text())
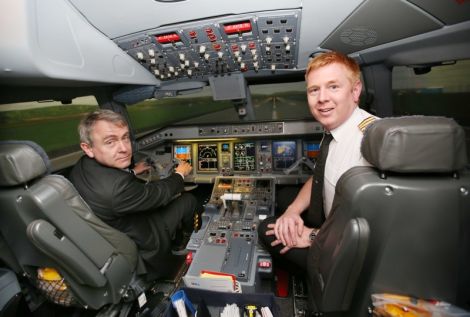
top-left (265, 212), bottom-right (315, 254)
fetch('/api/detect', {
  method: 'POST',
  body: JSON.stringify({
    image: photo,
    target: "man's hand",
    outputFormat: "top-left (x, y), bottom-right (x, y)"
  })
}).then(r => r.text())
top-left (133, 160), bottom-right (152, 175)
top-left (266, 211), bottom-right (304, 249)
top-left (268, 226), bottom-right (315, 254)
top-left (175, 160), bottom-right (192, 177)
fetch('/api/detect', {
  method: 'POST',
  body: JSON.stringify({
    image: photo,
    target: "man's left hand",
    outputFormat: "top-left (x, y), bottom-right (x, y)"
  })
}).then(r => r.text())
top-left (266, 225), bottom-right (315, 254)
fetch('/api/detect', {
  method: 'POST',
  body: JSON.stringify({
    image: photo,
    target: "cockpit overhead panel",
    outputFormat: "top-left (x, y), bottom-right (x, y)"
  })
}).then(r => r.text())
top-left (114, 10), bottom-right (301, 83)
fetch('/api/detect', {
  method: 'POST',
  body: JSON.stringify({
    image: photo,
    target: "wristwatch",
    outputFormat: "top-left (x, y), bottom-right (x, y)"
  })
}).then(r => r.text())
top-left (309, 228), bottom-right (320, 242)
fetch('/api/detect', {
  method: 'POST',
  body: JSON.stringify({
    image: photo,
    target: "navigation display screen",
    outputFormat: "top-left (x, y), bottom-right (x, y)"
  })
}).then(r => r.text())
top-left (272, 141), bottom-right (296, 170)
top-left (233, 142), bottom-right (256, 172)
top-left (197, 144), bottom-right (218, 171)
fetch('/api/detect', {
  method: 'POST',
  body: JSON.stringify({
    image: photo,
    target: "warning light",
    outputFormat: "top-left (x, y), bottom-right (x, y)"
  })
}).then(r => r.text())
top-left (156, 33), bottom-right (181, 44)
top-left (223, 21), bottom-right (252, 35)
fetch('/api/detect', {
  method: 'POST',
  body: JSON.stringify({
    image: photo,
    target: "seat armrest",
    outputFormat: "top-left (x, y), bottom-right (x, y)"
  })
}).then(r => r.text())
top-left (27, 219), bottom-right (107, 287)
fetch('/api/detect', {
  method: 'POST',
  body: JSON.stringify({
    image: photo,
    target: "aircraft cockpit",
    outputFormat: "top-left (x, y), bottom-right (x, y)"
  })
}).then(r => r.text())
top-left (1, 0), bottom-right (470, 316)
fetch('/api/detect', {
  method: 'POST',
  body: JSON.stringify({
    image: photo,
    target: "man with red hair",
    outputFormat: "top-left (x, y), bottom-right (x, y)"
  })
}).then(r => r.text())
top-left (258, 51), bottom-right (377, 269)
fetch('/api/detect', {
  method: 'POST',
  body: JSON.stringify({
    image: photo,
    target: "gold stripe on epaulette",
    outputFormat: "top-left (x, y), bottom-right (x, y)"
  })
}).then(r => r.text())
top-left (358, 116), bottom-right (376, 132)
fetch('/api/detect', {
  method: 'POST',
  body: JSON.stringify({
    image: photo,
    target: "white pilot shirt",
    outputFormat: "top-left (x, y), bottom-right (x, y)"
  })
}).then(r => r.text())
top-left (323, 107), bottom-right (376, 217)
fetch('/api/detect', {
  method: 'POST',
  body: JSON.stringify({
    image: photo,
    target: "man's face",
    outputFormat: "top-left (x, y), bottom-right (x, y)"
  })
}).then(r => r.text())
top-left (306, 63), bottom-right (362, 131)
top-left (80, 120), bottom-right (132, 169)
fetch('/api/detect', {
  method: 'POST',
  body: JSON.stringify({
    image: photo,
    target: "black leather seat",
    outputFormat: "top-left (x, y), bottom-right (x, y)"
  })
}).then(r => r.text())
top-left (0, 141), bottom-right (146, 310)
top-left (306, 116), bottom-right (470, 315)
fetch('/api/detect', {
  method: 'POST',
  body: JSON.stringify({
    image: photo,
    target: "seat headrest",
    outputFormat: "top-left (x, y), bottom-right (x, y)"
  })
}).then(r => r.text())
top-left (0, 141), bottom-right (51, 186)
top-left (361, 116), bottom-right (467, 173)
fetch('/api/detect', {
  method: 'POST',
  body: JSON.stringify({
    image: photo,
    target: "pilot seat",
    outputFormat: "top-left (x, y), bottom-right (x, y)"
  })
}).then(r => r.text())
top-left (306, 116), bottom-right (470, 315)
top-left (0, 140), bottom-right (149, 312)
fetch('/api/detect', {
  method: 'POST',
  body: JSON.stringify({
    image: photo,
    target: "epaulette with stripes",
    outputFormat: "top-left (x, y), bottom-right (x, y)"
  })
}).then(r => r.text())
top-left (358, 116), bottom-right (376, 132)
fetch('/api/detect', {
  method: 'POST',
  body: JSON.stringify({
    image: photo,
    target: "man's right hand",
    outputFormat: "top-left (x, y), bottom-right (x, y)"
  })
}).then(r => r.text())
top-left (175, 160), bottom-right (192, 177)
top-left (266, 211), bottom-right (304, 248)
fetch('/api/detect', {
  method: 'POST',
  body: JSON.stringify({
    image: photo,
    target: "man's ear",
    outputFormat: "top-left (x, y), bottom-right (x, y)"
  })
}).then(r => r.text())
top-left (80, 142), bottom-right (95, 158)
top-left (352, 80), bottom-right (362, 104)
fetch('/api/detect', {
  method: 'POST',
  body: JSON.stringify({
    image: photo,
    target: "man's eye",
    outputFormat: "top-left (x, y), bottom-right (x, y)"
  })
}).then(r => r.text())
top-left (330, 85), bottom-right (339, 90)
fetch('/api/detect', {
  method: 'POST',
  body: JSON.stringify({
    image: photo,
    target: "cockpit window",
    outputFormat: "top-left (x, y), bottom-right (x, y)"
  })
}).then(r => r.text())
top-left (129, 81), bottom-right (311, 135)
top-left (392, 59), bottom-right (470, 127)
top-left (0, 97), bottom-right (98, 158)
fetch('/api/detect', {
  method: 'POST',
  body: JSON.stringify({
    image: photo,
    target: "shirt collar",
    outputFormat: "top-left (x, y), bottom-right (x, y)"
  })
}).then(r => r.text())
top-left (329, 106), bottom-right (360, 143)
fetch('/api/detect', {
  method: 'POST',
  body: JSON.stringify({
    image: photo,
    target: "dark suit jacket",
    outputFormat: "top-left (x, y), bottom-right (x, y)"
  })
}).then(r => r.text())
top-left (69, 156), bottom-right (185, 259)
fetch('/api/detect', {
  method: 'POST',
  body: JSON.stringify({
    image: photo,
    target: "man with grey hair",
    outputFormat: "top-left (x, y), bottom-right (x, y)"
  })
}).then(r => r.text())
top-left (70, 109), bottom-right (197, 277)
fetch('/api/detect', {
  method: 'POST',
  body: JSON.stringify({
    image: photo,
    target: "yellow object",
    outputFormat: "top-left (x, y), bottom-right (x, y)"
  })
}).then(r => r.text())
top-left (38, 267), bottom-right (62, 281)
top-left (37, 267), bottom-right (67, 291)
top-left (245, 305), bottom-right (257, 317)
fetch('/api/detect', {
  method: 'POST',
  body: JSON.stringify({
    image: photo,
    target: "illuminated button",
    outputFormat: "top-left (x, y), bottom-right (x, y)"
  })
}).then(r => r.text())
top-left (271, 64), bottom-right (276, 71)
top-left (154, 69), bottom-right (160, 75)
top-left (136, 52), bottom-right (144, 60)
top-left (283, 36), bottom-right (289, 44)
top-left (285, 44), bottom-right (291, 52)
top-left (148, 49), bottom-right (155, 57)
top-left (240, 44), bottom-right (247, 53)
top-left (204, 53), bottom-right (210, 61)
top-left (150, 58), bottom-right (156, 65)
top-left (179, 53), bottom-right (185, 61)
top-left (194, 62), bottom-right (199, 68)
top-left (199, 45), bottom-right (206, 54)
top-left (266, 37), bottom-right (272, 44)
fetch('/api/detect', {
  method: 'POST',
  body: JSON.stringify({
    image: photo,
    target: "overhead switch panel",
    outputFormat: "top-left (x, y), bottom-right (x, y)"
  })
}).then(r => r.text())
top-left (114, 10), bottom-right (301, 83)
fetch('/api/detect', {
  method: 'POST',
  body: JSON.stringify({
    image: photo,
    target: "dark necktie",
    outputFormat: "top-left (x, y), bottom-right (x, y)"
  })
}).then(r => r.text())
top-left (307, 132), bottom-right (334, 228)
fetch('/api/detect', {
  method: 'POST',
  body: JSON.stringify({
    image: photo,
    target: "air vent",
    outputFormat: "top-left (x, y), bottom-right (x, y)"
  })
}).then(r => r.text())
top-left (340, 26), bottom-right (378, 47)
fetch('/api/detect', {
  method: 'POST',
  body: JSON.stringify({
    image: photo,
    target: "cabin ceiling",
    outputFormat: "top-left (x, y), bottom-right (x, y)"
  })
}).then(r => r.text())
top-left (0, 0), bottom-right (469, 103)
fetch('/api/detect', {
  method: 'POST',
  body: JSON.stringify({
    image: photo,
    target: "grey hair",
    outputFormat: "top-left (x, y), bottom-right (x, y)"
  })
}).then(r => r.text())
top-left (78, 109), bottom-right (128, 145)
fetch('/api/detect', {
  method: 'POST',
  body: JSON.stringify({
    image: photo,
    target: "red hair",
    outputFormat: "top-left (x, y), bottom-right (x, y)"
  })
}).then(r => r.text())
top-left (305, 51), bottom-right (361, 84)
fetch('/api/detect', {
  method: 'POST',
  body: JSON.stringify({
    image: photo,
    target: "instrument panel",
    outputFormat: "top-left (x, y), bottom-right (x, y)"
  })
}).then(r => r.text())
top-left (138, 120), bottom-right (324, 184)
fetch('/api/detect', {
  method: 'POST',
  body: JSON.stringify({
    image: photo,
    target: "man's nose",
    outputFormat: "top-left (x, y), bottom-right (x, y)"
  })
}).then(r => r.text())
top-left (117, 140), bottom-right (130, 151)
top-left (318, 87), bottom-right (328, 102)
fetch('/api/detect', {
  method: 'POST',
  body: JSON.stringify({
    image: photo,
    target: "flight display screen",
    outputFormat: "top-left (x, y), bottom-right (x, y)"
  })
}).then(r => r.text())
top-left (233, 142), bottom-right (256, 172)
top-left (174, 144), bottom-right (192, 164)
top-left (272, 140), bottom-right (297, 170)
top-left (197, 144), bottom-right (219, 171)
top-left (303, 141), bottom-right (320, 161)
